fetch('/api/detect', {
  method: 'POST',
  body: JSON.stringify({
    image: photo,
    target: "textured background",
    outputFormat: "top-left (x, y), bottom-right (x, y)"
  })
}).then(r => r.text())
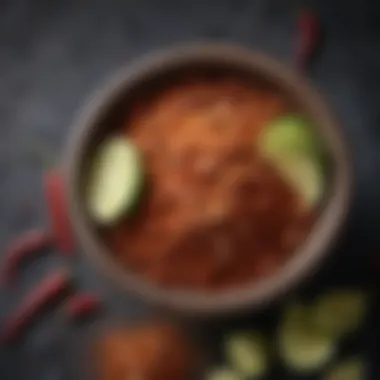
top-left (1, 0), bottom-right (380, 379)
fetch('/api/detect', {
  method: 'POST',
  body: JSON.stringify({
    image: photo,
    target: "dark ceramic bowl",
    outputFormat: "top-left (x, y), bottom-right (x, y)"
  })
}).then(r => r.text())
top-left (64, 43), bottom-right (353, 317)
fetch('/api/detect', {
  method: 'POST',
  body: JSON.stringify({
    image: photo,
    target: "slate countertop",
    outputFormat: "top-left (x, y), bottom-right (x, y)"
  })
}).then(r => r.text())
top-left (1, 0), bottom-right (380, 379)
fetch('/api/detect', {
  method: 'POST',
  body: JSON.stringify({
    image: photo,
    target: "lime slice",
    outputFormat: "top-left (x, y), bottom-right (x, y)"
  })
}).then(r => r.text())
top-left (205, 367), bottom-right (243, 380)
top-left (324, 357), bottom-right (365, 380)
top-left (278, 303), bottom-right (335, 374)
top-left (259, 114), bottom-right (325, 209)
top-left (85, 136), bottom-right (144, 224)
top-left (225, 332), bottom-right (268, 378)
top-left (312, 290), bottom-right (368, 338)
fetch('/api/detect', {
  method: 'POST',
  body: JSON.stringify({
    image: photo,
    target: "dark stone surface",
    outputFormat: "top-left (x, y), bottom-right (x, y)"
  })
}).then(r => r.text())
top-left (0, 0), bottom-right (380, 379)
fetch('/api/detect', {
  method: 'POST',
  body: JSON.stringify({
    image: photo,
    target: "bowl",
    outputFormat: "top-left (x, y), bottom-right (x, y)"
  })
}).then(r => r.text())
top-left (64, 43), bottom-right (353, 317)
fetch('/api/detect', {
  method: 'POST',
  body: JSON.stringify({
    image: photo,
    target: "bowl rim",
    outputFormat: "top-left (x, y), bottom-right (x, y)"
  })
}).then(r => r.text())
top-left (64, 42), bottom-right (353, 316)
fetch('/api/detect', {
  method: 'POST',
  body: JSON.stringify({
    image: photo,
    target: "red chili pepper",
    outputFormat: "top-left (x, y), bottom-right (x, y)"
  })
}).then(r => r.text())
top-left (1, 270), bottom-right (72, 344)
top-left (1, 229), bottom-right (52, 286)
top-left (66, 293), bottom-right (102, 320)
top-left (44, 169), bottom-right (75, 256)
top-left (295, 10), bottom-right (321, 71)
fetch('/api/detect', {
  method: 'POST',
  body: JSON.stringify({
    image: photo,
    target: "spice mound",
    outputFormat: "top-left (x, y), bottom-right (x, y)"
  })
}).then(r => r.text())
top-left (102, 78), bottom-right (318, 291)
top-left (96, 323), bottom-right (197, 380)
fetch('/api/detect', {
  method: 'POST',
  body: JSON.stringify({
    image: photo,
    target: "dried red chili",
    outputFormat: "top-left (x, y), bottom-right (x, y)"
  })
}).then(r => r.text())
top-left (1, 270), bottom-right (72, 343)
top-left (1, 229), bottom-right (52, 286)
top-left (295, 10), bottom-right (321, 71)
top-left (44, 169), bottom-right (75, 256)
top-left (66, 293), bottom-right (102, 320)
